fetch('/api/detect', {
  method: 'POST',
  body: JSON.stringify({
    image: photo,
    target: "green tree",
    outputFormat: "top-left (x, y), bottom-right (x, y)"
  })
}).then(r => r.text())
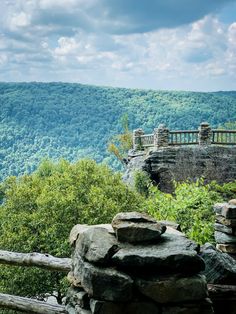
top-left (0, 159), bottom-right (143, 304)
top-left (107, 113), bottom-right (133, 163)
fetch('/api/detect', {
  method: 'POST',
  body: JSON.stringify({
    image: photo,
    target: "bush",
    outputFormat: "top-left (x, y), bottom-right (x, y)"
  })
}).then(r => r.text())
top-left (145, 179), bottom-right (224, 244)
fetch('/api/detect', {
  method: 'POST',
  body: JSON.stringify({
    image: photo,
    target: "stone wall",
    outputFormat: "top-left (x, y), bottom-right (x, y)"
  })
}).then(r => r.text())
top-left (65, 212), bottom-right (213, 314)
top-left (124, 145), bottom-right (236, 193)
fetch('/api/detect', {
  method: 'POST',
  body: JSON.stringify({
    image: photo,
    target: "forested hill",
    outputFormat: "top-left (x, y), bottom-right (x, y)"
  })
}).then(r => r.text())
top-left (0, 82), bottom-right (236, 181)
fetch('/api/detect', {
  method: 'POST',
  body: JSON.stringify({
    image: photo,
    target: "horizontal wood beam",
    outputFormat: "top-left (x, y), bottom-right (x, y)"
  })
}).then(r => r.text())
top-left (0, 250), bottom-right (71, 272)
top-left (0, 293), bottom-right (66, 314)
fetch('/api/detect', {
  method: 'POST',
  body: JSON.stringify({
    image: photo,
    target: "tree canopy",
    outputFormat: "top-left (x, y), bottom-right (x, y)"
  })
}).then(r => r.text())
top-left (0, 159), bottom-right (143, 304)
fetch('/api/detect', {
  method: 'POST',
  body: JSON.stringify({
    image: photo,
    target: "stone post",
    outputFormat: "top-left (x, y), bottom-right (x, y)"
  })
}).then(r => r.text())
top-left (198, 122), bottom-right (212, 146)
top-left (154, 124), bottom-right (169, 148)
top-left (133, 128), bottom-right (144, 150)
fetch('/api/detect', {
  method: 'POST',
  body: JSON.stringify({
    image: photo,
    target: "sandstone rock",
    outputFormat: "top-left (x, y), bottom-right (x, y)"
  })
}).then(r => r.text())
top-left (200, 243), bottom-right (236, 284)
top-left (136, 274), bottom-right (207, 303)
top-left (112, 211), bottom-right (166, 243)
top-left (216, 243), bottom-right (236, 254)
top-left (214, 231), bottom-right (236, 244)
top-left (213, 203), bottom-right (228, 215)
top-left (73, 254), bottom-right (133, 302)
top-left (222, 204), bottom-right (236, 219)
top-left (214, 223), bottom-right (236, 235)
top-left (215, 214), bottom-right (236, 227)
top-left (112, 212), bottom-right (157, 224)
top-left (75, 227), bottom-right (119, 265)
top-left (90, 299), bottom-right (160, 314)
top-left (112, 232), bottom-right (204, 275)
top-left (229, 199), bottom-right (236, 205)
top-left (69, 224), bottom-right (114, 246)
top-left (114, 221), bottom-right (166, 243)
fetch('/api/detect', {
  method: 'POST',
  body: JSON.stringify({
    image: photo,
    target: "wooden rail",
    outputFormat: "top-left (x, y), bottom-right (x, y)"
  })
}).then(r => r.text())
top-left (0, 293), bottom-right (66, 314)
top-left (212, 130), bottom-right (236, 145)
top-left (0, 250), bottom-right (71, 312)
top-left (0, 250), bottom-right (71, 272)
top-left (169, 130), bottom-right (199, 145)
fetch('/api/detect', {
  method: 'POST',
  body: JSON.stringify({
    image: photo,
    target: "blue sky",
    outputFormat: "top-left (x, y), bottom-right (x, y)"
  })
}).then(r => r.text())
top-left (0, 0), bottom-right (236, 91)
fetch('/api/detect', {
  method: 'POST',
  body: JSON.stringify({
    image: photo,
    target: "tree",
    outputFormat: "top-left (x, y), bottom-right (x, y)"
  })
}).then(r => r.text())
top-left (0, 159), bottom-right (143, 304)
top-left (107, 113), bottom-right (133, 163)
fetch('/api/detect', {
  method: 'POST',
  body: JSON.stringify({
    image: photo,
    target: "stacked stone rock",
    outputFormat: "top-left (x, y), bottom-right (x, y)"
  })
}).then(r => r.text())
top-left (213, 199), bottom-right (236, 259)
top-left (65, 212), bottom-right (213, 314)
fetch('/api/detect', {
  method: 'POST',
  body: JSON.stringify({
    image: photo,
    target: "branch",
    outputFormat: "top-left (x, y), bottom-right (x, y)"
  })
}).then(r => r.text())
top-left (0, 250), bottom-right (71, 272)
top-left (0, 293), bottom-right (66, 314)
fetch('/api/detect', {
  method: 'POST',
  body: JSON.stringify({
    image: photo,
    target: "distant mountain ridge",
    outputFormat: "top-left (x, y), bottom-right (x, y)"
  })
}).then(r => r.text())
top-left (0, 82), bottom-right (236, 181)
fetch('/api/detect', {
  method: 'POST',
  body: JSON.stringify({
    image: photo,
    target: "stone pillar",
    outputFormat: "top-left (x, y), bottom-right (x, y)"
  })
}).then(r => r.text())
top-left (154, 124), bottom-right (169, 148)
top-left (133, 128), bottom-right (144, 150)
top-left (198, 122), bottom-right (212, 146)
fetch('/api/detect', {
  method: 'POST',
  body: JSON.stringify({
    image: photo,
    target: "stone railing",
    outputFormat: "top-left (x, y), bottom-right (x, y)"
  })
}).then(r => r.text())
top-left (133, 122), bottom-right (236, 150)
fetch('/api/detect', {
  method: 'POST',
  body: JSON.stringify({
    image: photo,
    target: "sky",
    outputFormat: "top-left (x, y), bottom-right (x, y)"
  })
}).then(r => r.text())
top-left (0, 0), bottom-right (236, 91)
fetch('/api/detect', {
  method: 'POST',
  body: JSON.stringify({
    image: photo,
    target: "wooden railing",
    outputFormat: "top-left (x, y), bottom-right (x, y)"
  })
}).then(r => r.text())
top-left (212, 130), bottom-right (236, 145)
top-left (0, 250), bottom-right (70, 313)
top-left (169, 130), bottom-right (199, 146)
top-left (133, 123), bottom-right (236, 150)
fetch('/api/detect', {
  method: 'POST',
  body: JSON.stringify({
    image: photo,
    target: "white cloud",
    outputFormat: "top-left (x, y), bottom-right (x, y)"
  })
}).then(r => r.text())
top-left (8, 11), bottom-right (31, 30)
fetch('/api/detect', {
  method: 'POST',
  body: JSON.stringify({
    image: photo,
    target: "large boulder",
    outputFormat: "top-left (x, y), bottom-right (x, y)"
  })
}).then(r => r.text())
top-left (73, 254), bottom-right (133, 302)
top-left (75, 227), bottom-right (119, 265)
top-left (136, 274), bottom-right (208, 303)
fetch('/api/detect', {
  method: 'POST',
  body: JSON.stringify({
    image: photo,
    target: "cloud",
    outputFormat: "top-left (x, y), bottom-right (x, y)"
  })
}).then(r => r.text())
top-left (0, 0), bottom-right (235, 90)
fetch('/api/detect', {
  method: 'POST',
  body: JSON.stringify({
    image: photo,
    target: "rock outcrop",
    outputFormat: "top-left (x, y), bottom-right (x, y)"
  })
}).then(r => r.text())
top-left (123, 146), bottom-right (236, 193)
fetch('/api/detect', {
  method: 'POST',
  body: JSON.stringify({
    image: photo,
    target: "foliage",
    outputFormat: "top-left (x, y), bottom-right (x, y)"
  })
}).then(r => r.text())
top-left (134, 170), bottom-right (151, 197)
top-left (0, 159), bottom-right (143, 303)
top-left (145, 179), bottom-right (224, 244)
top-left (107, 113), bottom-right (133, 163)
top-left (0, 82), bottom-right (236, 181)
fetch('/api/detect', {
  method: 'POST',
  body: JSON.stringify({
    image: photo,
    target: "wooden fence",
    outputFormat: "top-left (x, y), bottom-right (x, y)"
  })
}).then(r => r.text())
top-left (0, 250), bottom-right (70, 313)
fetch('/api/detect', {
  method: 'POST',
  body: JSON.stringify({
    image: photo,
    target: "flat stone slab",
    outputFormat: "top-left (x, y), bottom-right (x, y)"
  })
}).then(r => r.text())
top-left (200, 243), bottom-right (236, 284)
top-left (69, 224), bottom-right (114, 246)
top-left (215, 215), bottom-right (236, 227)
top-left (136, 274), bottom-right (207, 303)
top-left (73, 254), bottom-right (133, 302)
top-left (214, 223), bottom-right (236, 235)
top-left (75, 227), bottom-right (119, 265)
top-left (222, 204), bottom-right (236, 219)
top-left (216, 243), bottom-right (236, 254)
top-left (112, 212), bottom-right (157, 224)
top-left (112, 212), bottom-right (166, 243)
top-left (90, 299), bottom-right (160, 314)
top-left (214, 231), bottom-right (236, 244)
top-left (112, 232), bottom-right (204, 275)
